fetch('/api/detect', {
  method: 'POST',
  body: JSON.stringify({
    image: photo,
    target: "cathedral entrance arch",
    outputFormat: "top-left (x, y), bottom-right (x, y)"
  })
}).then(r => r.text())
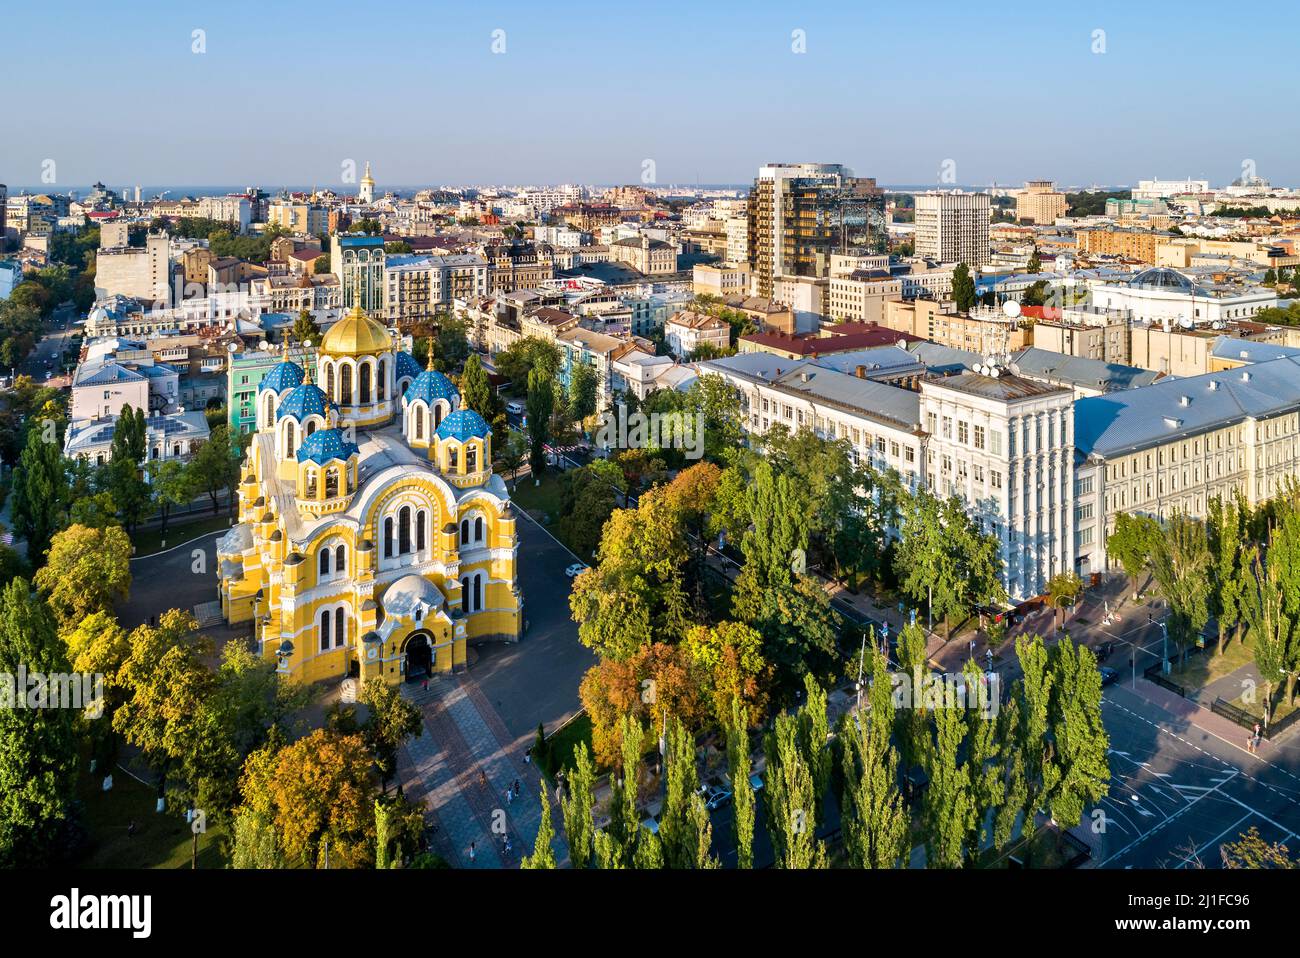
top-left (403, 630), bottom-right (434, 680)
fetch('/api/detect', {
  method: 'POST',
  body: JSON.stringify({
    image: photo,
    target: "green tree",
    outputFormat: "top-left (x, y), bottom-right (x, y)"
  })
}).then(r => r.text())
top-left (520, 780), bottom-right (557, 869)
top-left (1207, 495), bottom-right (1248, 655)
top-left (1045, 571), bottom-right (1084, 630)
top-left (839, 649), bottom-right (909, 868)
top-left (1044, 638), bottom-right (1110, 837)
top-left (146, 458), bottom-right (195, 539)
top-left (952, 262), bottom-right (976, 313)
top-left (189, 424), bottom-right (240, 513)
top-left (498, 428), bottom-right (528, 490)
top-left (797, 673), bottom-right (831, 829)
top-left (567, 362), bottom-right (599, 423)
top-left (0, 579), bottom-right (78, 866)
top-left (525, 366), bottom-right (553, 475)
top-left (660, 715), bottom-right (700, 869)
top-left (359, 677), bottom-right (423, 789)
top-left (291, 309), bottom-right (321, 345)
top-left (10, 417), bottom-right (68, 561)
top-left (1107, 512), bottom-right (1161, 598)
top-left (1150, 512), bottom-right (1212, 666)
top-left (559, 741), bottom-right (596, 869)
top-left (34, 523), bottom-right (132, 628)
top-left (762, 711), bottom-right (826, 869)
top-left (726, 698), bottom-right (755, 869)
top-left (921, 688), bottom-right (976, 868)
top-left (1027, 246), bottom-right (1042, 274)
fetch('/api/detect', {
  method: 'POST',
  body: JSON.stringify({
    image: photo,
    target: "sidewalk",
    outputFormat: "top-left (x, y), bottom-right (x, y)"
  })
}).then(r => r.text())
top-left (1118, 675), bottom-right (1274, 754)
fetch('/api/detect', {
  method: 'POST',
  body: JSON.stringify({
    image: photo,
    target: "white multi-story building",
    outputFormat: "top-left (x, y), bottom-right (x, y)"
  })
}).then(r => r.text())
top-left (383, 253), bottom-right (489, 325)
top-left (913, 190), bottom-right (991, 268)
top-left (1133, 178), bottom-right (1211, 201)
top-left (1089, 267), bottom-right (1277, 327)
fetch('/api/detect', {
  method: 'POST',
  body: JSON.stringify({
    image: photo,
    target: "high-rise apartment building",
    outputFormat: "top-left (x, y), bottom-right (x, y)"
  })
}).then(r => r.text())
top-left (1014, 180), bottom-right (1067, 224)
top-left (746, 163), bottom-right (886, 298)
top-left (331, 235), bottom-right (386, 312)
top-left (913, 190), bottom-right (991, 268)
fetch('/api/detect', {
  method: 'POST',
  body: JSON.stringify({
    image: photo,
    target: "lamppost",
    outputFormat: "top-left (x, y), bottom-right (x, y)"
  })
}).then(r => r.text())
top-left (1159, 621), bottom-right (1170, 676)
top-left (855, 628), bottom-right (869, 712)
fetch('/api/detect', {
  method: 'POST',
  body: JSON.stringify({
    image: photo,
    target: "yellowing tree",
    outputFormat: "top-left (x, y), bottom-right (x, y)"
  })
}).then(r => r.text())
top-left (35, 523), bottom-right (132, 628)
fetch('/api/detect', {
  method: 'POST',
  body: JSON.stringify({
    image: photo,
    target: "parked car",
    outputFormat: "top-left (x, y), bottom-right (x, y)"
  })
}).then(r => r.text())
top-left (700, 784), bottom-right (732, 810)
top-left (565, 562), bottom-right (589, 578)
top-left (506, 400), bottom-right (525, 416)
top-left (1099, 666), bottom-right (1119, 688)
top-left (640, 814), bottom-right (660, 835)
top-left (748, 772), bottom-right (763, 792)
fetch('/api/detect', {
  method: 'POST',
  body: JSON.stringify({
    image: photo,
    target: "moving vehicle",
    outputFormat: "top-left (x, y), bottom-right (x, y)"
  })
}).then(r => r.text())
top-left (701, 784), bottom-right (732, 810)
top-left (1099, 666), bottom-right (1119, 688)
top-left (565, 563), bottom-right (589, 578)
top-left (506, 400), bottom-right (525, 416)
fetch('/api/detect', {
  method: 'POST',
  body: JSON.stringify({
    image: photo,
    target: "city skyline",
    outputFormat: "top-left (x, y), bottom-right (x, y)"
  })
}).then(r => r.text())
top-left (3, 0), bottom-right (1294, 188)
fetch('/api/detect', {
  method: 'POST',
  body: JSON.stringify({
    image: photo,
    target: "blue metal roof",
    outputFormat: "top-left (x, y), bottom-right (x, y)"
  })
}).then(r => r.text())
top-left (295, 428), bottom-right (359, 465)
top-left (276, 382), bottom-right (336, 421)
top-left (435, 407), bottom-right (491, 442)
top-left (405, 368), bottom-right (460, 408)
top-left (259, 360), bottom-right (305, 393)
top-left (395, 351), bottom-right (422, 382)
top-left (339, 235), bottom-right (384, 248)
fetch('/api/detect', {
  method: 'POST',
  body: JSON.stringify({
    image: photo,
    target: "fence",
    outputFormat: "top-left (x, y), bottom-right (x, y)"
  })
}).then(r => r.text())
top-left (1141, 644), bottom-right (1203, 700)
top-left (1210, 696), bottom-right (1300, 741)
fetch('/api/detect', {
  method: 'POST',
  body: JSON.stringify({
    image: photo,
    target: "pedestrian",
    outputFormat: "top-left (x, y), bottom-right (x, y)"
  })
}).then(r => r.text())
top-left (506, 786), bottom-right (513, 804)
top-left (469, 841), bottom-right (476, 862)
top-left (512, 778), bottom-right (520, 798)
top-left (504, 836), bottom-right (512, 855)
top-left (1246, 734), bottom-right (1255, 754)
top-left (478, 769), bottom-right (488, 788)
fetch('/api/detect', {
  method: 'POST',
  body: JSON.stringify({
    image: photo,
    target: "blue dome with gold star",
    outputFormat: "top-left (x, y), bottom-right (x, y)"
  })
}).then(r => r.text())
top-left (277, 382), bottom-right (336, 422)
top-left (435, 407), bottom-right (491, 442)
top-left (406, 367), bottom-right (460, 408)
top-left (296, 428), bottom-right (359, 464)
top-left (395, 351), bottom-right (422, 382)
top-left (260, 359), bottom-right (304, 394)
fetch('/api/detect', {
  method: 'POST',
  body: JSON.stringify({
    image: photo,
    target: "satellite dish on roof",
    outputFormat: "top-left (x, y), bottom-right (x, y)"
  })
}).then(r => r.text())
top-left (1002, 300), bottom-right (1022, 319)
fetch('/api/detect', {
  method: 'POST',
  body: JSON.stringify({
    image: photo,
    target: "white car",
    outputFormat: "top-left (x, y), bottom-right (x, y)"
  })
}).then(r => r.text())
top-left (565, 563), bottom-right (589, 578)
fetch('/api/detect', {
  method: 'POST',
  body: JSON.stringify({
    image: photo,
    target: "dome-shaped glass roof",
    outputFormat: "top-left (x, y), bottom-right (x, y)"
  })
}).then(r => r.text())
top-left (1127, 267), bottom-right (1198, 292)
top-left (295, 427), bottom-right (359, 465)
top-left (277, 382), bottom-right (336, 421)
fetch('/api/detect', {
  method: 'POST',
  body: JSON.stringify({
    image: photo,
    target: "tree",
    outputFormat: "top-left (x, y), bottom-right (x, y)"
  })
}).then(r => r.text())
top-left (1150, 512), bottom-right (1212, 666)
top-left (682, 620), bottom-right (772, 730)
top-left (359, 677), bottom-right (423, 789)
top-left (1027, 246), bottom-right (1042, 274)
top-left (1241, 545), bottom-right (1292, 722)
top-left (498, 428), bottom-right (527, 490)
top-left (839, 649), bottom-right (909, 868)
top-left (239, 729), bottom-right (378, 868)
top-left (291, 309), bottom-right (321, 345)
top-left (1207, 495), bottom-right (1247, 655)
top-left (525, 366), bottom-right (553, 475)
top-left (1014, 635), bottom-right (1060, 830)
top-left (1107, 512), bottom-right (1161, 598)
top-left (762, 712), bottom-right (825, 868)
top-left (921, 688), bottom-right (976, 868)
top-left (726, 698), bottom-right (755, 869)
top-left (797, 673), bottom-right (832, 830)
top-left (460, 353), bottom-right (503, 439)
top-left (566, 362), bottom-right (599, 424)
top-left (34, 523), bottom-right (132, 628)
top-left (1221, 826), bottom-right (1296, 868)
top-left (10, 417), bottom-right (68, 562)
top-left (146, 458), bottom-right (195, 539)
top-left (559, 742), bottom-right (596, 868)
top-left (189, 424), bottom-right (240, 513)
top-left (520, 780), bottom-right (557, 869)
top-left (952, 262), bottom-right (976, 313)
top-left (1044, 638), bottom-right (1110, 836)
top-left (1045, 571), bottom-right (1083, 630)
top-left (556, 460), bottom-right (625, 560)
top-left (0, 578), bottom-right (78, 866)
top-left (660, 715), bottom-right (701, 869)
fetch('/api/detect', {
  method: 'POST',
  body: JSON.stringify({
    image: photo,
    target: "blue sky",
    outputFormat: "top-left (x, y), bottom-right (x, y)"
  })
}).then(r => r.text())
top-left (2, 0), bottom-right (1293, 189)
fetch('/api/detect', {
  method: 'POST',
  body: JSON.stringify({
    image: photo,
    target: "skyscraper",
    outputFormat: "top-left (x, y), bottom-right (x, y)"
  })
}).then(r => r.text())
top-left (913, 190), bottom-right (991, 268)
top-left (747, 163), bottom-right (886, 299)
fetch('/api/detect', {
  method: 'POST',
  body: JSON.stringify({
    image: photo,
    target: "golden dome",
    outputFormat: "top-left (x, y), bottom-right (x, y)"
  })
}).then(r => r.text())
top-left (320, 303), bottom-right (392, 356)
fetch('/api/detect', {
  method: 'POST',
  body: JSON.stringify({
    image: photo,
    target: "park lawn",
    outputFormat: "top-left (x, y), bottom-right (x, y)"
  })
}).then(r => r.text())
top-left (1228, 690), bottom-right (1299, 725)
top-left (1168, 633), bottom-right (1256, 690)
top-left (131, 514), bottom-right (233, 557)
top-left (538, 713), bottom-right (594, 782)
top-left (509, 471), bottom-right (564, 523)
top-left (74, 761), bottom-right (228, 869)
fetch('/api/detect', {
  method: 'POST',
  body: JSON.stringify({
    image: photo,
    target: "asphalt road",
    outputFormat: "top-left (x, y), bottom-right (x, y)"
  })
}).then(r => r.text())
top-left (17, 303), bottom-right (77, 382)
top-left (1087, 684), bottom-right (1300, 869)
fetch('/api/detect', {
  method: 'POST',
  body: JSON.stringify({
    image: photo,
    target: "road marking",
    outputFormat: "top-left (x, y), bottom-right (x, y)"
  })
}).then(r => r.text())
top-left (1180, 811), bottom-right (1253, 869)
top-left (1096, 769), bottom-right (1240, 867)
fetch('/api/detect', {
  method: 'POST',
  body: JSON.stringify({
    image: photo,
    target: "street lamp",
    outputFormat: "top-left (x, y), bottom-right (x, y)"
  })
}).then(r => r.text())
top-left (855, 628), bottom-right (869, 712)
top-left (1159, 621), bottom-right (1170, 675)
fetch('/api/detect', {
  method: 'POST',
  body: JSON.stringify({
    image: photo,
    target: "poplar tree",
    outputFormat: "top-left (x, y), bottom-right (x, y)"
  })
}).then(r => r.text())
top-left (525, 366), bottom-right (553, 475)
top-left (521, 781), bottom-right (557, 869)
top-left (659, 715), bottom-right (699, 869)
top-left (839, 650), bottom-right (909, 868)
top-left (11, 419), bottom-right (68, 562)
top-left (1208, 495), bottom-right (1247, 655)
top-left (1045, 638), bottom-right (1110, 835)
top-left (797, 672), bottom-right (831, 829)
top-left (762, 712), bottom-right (825, 868)
top-left (560, 741), bottom-right (595, 868)
top-left (726, 698), bottom-right (755, 869)
top-left (921, 689), bottom-right (975, 868)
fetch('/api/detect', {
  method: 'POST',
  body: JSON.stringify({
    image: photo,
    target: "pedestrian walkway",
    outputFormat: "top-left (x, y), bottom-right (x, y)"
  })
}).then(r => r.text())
top-left (1122, 677), bottom-right (1277, 753)
top-left (398, 674), bottom-right (567, 868)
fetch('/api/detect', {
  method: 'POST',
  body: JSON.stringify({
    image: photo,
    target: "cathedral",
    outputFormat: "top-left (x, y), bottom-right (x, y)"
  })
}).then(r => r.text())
top-left (216, 300), bottom-right (522, 686)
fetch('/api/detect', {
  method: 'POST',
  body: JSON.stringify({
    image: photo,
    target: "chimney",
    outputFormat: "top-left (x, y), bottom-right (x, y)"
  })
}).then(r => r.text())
top-left (855, 365), bottom-right (867, 378)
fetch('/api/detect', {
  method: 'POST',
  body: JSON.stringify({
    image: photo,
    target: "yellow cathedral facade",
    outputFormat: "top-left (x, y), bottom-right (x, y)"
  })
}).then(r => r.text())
top-left (217, 301), bottom-right (523, 686)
